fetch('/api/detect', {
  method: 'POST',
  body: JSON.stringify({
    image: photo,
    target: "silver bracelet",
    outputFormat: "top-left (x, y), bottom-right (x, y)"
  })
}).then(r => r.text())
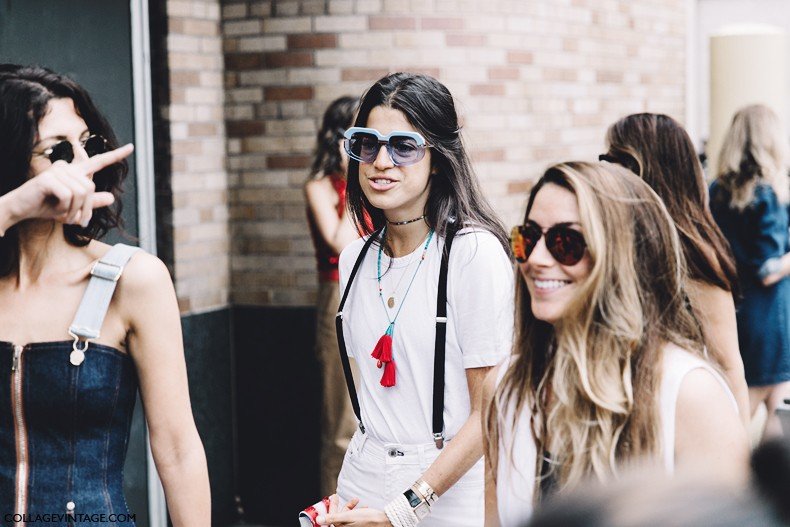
top-left (411, 479), bottom-right (438, 507)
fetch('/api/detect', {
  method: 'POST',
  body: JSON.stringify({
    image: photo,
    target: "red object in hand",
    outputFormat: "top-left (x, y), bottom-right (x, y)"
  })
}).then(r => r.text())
top-left (299, 496), bottom-right (331, 527)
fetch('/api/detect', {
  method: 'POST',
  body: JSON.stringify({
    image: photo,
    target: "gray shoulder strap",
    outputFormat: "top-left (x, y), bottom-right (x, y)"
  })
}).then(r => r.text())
top-left (69, 243), bottom-right (141, 341)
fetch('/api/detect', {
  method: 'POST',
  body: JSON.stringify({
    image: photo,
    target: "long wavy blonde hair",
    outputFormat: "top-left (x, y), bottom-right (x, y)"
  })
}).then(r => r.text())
top-left (716, 104), bottom-right (790, 209)
top-left (486, 162), bottom-right (708, 500)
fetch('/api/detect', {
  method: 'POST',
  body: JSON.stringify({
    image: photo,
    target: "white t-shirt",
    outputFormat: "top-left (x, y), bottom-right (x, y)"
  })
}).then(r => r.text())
top-left (494, 344), bottom-right (737, 527)
top-left (338, 227), bottom-right (514, 445)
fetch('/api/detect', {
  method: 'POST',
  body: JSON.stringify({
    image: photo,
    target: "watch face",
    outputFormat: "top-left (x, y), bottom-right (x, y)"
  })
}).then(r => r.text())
top-left (405, 489), bottom-right (422, 508)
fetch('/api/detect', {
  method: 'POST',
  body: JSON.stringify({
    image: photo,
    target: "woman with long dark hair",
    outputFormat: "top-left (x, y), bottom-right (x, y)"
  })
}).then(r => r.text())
top-left (710, 104), bottom-right (790, 439)
top-left (304, 95), bottom-right (360, 496)
top-left (601, 113), bottom-right (749, 426)
top-left (0, 65), bottom-right (209, 524)
top-left (318, 73), bottom-right (513, 527)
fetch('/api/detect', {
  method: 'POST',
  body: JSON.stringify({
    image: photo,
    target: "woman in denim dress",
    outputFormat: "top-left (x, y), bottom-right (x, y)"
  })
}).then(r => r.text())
top-left (710, 104), bottom-right (790, 439)
top-left (0, 66), bottom-right (209, 525)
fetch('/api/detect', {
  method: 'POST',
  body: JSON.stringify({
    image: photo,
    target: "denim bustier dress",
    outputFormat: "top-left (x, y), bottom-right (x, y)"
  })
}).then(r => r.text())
top-left (0, 245), bottom-right (140, 526)
top-left (0, 343), bottom-right (137, 526)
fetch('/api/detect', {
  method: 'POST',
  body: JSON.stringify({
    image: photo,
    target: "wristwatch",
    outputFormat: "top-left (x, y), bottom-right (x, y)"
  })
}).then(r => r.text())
top-left (403, 489), bottom-right (430, 520)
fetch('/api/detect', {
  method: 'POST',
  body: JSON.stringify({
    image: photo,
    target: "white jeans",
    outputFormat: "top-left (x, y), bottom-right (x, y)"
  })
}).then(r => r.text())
top-left (336, 430), bottom-right (485, 527)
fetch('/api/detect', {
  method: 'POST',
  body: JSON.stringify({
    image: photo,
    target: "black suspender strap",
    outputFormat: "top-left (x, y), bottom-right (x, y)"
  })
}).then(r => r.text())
top-left (336, 228), bottom-right (383, 432)
top-left (432, 223), bottom-right (457, 449)
top-left (336, 224), bottom-right (457, 448)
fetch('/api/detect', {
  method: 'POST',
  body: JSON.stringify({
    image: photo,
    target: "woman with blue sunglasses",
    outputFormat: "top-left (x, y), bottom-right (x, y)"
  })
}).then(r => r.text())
top-left (0, 65), bottom-right (209, 525)
top-left (317, 73), bottom-right (513, 527)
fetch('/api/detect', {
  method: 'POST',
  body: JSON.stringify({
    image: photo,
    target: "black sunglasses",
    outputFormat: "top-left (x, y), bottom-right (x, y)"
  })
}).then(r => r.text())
top-left (510, 221), bottom-right (587, 266)
top-left (598, 152), bottom-right (640, 175)
top-left (33, 134), bottom-right (108, 164)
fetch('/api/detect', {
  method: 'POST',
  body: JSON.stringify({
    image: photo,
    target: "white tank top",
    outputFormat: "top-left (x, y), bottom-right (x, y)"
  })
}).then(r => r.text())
top-left (494, 344), bottom-right (737, 527)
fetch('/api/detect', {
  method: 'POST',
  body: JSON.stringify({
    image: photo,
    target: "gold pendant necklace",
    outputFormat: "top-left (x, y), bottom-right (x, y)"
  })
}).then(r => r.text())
top-left (384, 253), bottom-right (417, 309)
top-left (382, 226), bottom-right (431, 310)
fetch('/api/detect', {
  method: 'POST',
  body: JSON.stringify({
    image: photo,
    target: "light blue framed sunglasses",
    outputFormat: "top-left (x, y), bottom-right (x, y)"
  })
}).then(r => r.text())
top-left (343, 127), bottom-right (430, 166)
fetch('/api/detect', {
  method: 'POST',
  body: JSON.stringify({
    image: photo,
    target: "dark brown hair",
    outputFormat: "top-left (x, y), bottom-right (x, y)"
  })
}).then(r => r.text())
top-left (605, 113), bottom-right (739, 294)
top-left (308, 95), bottom-right (357, 180)
top-left (346, 72), bottom-right (508, 252)
top-left (0, 65), bottom-right (127, 276)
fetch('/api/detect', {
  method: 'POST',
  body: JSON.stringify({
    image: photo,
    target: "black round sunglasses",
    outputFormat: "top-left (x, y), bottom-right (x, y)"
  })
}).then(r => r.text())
top-left (33, 134), bottom-right (108, 164)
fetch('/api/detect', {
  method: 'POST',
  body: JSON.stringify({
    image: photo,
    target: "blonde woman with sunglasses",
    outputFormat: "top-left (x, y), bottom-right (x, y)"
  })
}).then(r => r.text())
top-left (483, 163), bottom-right (748, 526)
top-left (317, 73), bottom-right (513, 527)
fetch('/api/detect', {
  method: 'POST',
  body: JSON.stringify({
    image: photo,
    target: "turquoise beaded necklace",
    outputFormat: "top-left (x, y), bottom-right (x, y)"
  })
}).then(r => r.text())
top-left (370, 226), bottom-right (434, 387)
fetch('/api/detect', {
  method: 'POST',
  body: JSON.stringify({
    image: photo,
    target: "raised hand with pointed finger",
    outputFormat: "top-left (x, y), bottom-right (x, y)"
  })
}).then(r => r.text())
top-left (0, 143), bottom-right (134, 235)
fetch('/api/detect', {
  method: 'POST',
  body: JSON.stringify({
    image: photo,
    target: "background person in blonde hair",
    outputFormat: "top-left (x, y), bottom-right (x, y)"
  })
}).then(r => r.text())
top-left (483, 162), bottom-right (748, 527)
top-left (710, 104), bottom-right (790, 440)
top-left (601, 113), bottom-right (749, 427)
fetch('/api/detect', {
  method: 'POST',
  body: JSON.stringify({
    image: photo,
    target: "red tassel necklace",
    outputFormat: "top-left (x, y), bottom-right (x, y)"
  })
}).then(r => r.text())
top-left (373, 227), bottom-right (434, 387)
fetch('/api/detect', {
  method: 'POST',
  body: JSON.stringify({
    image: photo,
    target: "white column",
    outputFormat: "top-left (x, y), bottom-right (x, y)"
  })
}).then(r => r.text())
top-left (709, 24), bottom-right (788, 173)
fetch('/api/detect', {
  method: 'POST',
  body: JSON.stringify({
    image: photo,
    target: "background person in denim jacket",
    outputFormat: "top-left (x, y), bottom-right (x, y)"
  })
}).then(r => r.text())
top-left (710, 104), bottom-right (790, 440)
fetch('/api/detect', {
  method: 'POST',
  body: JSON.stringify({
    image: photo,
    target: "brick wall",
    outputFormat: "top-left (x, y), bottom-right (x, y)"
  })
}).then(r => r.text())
top-left (157, 0), bottom-right (230, 313)
top-left (221, 0), bottom-right (688, 307)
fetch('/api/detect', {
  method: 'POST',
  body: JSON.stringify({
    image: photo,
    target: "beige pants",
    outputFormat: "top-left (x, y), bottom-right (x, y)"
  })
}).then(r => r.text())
top-left (316, 280), bottom-right (358, 496)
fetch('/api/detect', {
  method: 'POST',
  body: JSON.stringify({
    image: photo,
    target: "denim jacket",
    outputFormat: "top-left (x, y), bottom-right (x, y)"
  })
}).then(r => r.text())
top-left (710, 180), bottom-right (790, 385)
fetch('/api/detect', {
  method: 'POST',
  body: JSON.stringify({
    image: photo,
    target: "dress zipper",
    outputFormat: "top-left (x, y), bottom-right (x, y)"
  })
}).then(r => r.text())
top-left (11, 344), bottom-right (28, 522)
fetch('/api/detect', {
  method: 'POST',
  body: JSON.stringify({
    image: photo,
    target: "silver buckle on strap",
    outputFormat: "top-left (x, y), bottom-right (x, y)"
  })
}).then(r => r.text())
top-left (90, 260), bottom-right (123, 282)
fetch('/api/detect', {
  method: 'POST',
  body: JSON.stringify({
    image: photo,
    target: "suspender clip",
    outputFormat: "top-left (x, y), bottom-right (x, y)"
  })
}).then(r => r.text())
top-left (433, 432), bottom-right (444, 450)
top-left (358, 422), bottom-right (366, 434)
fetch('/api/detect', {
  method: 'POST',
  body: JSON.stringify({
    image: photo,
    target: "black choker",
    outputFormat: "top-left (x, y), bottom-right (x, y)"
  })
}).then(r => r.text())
top-left (387, 215), bottom-right (426, 226)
